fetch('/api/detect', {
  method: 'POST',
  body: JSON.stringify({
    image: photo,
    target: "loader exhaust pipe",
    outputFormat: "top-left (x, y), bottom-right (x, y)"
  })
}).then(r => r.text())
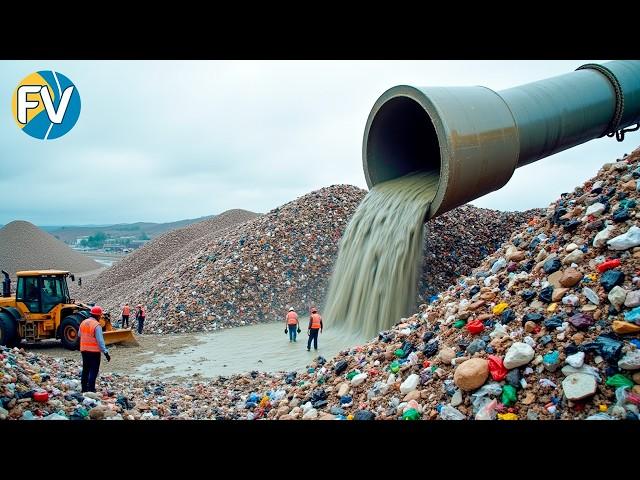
top-left (1, 270), bottom-right (11, 298)
top-left (363, 60), bottom-right (640, 220)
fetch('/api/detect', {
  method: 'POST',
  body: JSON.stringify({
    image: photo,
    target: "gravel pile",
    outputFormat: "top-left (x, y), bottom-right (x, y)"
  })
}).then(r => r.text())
top-left (86, 209), bottom-right (259, 293)
top-left (0, 221), bottom-right (100, 280)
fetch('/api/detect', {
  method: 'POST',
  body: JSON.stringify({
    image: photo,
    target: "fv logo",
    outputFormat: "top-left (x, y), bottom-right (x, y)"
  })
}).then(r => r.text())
top-left (12, 70), bottom-right (81, 140)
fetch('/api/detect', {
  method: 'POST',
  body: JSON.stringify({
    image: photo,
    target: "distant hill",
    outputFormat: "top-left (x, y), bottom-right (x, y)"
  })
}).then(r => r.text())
top-left (46, 216), bottom-right (216, 243)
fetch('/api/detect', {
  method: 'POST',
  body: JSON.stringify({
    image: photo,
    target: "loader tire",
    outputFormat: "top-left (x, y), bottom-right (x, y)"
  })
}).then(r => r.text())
top-left (60, 315), bottom-right (82, 350)
top-left (0, 311), bottom-right (19, 348)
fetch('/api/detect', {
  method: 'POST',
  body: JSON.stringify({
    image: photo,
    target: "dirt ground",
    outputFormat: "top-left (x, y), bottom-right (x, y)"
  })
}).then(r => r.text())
top-left (22, 321), bottom-right (359, 382)
top-left (25, 333), bottom-right (206, 381)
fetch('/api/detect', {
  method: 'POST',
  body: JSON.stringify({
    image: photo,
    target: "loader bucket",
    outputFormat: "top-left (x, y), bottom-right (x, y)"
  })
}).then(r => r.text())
top-left (102, 329), bottom-right (139, 347)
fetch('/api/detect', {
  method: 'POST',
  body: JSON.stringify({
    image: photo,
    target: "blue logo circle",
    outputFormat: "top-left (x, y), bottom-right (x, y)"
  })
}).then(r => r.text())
top-left (12, 70), bottom-right (81, 140)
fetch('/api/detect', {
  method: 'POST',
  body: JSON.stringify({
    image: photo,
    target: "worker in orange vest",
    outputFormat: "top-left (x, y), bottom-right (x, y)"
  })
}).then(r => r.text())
top-left (285, 307), bottom-right (301, 342)
top-left (78, 305), bottom-right (111, 393)
top-left (121, 303), bottom-right (130, 328)
top-left (307, 307), bottom-right (323, 351)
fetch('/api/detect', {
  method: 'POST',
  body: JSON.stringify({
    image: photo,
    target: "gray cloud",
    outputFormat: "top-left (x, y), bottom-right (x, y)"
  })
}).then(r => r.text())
top-left (1, 60), bottom-right (633, 225)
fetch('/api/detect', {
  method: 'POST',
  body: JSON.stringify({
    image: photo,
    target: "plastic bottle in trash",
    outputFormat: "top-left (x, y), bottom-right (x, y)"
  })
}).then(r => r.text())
top-left (439, 404), bottom-right (466, 420)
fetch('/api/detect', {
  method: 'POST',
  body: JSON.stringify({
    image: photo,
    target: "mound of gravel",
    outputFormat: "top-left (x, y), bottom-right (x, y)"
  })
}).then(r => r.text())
top-left (87, 209), bottom-right (260, 293)
top-left (0, 221), bottom-right (100, 279)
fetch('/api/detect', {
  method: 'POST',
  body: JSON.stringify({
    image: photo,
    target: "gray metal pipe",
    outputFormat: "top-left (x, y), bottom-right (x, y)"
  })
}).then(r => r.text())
top-left (362, 60), bottom-right (640, 219)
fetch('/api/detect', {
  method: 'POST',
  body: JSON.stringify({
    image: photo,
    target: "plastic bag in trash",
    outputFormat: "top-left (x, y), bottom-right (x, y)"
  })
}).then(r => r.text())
top-left (439, 404), bottom-right (466, 420)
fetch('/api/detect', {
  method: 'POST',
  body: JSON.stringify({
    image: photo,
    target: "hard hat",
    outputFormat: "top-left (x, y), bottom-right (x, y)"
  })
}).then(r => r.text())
top-left (289, 307), bottom-right (294, 311)
top-left (90, 305), bottom-right (103, 316)
top-left (137, 304), bottom-right (142, 307)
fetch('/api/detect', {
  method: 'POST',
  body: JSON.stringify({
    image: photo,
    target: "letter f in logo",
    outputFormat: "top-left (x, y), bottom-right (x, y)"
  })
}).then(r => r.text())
top-left (17, 85), bottom-right (75, 124)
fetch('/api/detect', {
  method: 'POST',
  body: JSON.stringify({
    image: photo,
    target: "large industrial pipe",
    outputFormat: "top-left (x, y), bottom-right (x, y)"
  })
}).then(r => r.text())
top-left (363, 60), bottom-right (640, 219)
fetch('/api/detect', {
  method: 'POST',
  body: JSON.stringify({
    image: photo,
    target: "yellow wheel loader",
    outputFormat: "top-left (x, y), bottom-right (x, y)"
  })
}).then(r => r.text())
top-left (0, 270), bottom-right (138, 350)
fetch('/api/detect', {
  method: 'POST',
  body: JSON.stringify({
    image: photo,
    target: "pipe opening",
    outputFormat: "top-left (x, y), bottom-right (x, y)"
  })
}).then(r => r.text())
top-left (366, 96), bottom-right (441, 185)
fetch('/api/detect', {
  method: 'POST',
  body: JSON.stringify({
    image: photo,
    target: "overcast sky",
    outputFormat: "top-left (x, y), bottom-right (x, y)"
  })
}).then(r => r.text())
top-left (1, 60), bottom-right (634, 225)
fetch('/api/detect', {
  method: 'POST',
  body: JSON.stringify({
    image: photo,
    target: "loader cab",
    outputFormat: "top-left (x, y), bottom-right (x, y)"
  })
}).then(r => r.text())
top-left (15, 271), bottom-right (71, 314)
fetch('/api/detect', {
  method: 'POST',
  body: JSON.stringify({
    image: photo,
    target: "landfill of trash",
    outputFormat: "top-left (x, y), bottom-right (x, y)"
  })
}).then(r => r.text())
top-left (83, 185), bottom-right (535, 334)
top-left (7, 149), bottom-right (640, 420)
top-left (3, 147), bottom-right (640, 420)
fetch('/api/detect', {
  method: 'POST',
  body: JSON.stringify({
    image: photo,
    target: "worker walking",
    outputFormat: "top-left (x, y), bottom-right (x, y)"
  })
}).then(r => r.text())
top-left (135, 304), bottom-right (145, 334)
top-left (121, 303), bottom-right (130, 328)
top-left (78, 305), bottom-right (111, 393)
top-left (307, 307), bottom-right (323, 351)
top-left (285, 307), bottom-right (301, 342)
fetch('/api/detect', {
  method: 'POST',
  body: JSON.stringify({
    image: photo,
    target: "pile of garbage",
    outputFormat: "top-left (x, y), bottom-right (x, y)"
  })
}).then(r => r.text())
top-left (0, 345), bottom-right (285, 420)
top-left (84, 185), bottom-right (534, 334)
top-left (5, 148), bottom-right (640, 421)
top-left (252, 148), bottom-right (640, 420)
top-left (420, 205), bottom-right (538, 301)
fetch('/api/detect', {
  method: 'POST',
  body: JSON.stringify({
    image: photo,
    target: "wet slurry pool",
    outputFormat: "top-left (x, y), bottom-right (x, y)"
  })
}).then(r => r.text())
top-left (133, 320), bottom-right (366, 380)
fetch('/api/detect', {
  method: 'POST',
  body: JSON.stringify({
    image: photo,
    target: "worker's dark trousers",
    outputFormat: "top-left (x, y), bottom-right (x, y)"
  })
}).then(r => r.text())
top-left (81, 351), bottom-right (101, 392)
top-left (137, 317), bottom-right (144, 334)
top-left (121, 315), bottom-right (129, 328)
top-left (307, 329), bottom-right (319, 350)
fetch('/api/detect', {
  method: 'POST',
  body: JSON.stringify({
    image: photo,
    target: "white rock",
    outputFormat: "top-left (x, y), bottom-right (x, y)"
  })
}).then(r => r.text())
top-left (608, 225), bottom-right (640, 251)
top-left (593, 225), bottom-right (616, 248)
top-left (624, 290), bottom-right (640, 308)
top-left (562, 294), bottom-right (580, 306)
top-left (618, 350), bottom-right (640, 370)
top-left (563, 249), bottom-right (584, 265)
top-left (561, 365), bottom-right (602, 382)
top-left (536, 248), bottom-right (548, 263)
top-left (608, 286), bottom-right (628, 310)
top-left (400, 374), bottom-right (420, 394)
top-left (562, 373), bottom-right (597, 400)
top-left (503, 342), bottom-right (535, 369)
top-left (302, 408), bottom-right (318, 419)
top-left (566, 352), bottom-right (585, 368)
top-left (489, 322), bottom-right (508, 339)
top-left (351, 373), bottom-right (368, 386)
top-left (586, 202), bottom-right (605, 216)
top-left (583, 287), bottom-right (600, 305)
top-left (337, 383), bottom-right (350, 397)
top-left (565, 243), bottom-right (579, 252)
